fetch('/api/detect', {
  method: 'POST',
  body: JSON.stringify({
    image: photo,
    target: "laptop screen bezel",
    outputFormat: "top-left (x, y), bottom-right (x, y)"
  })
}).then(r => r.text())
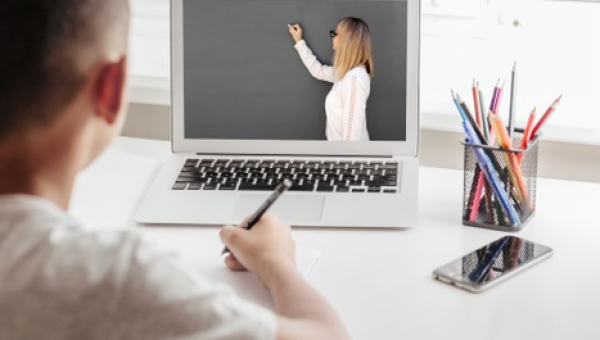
top-left (170, 0), bottom-right (420, 157)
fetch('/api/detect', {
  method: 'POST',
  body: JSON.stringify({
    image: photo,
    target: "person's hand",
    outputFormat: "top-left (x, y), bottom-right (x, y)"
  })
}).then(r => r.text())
top-left (220, 213), bottom-right (296, 287)
top-left (288, 23), bottom-right (303, 43)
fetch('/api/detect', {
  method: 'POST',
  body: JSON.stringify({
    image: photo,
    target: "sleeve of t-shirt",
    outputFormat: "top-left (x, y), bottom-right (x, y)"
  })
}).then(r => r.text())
top-left (293, 40), bottom-right (335, 83)
top-left (341, 74), bottom-right (369, 141)
top-left (97, 233), bottom-right (278, 340)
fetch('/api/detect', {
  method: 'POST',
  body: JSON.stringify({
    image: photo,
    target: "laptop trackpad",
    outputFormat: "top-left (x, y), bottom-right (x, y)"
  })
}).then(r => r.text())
top-left (231, 195), bottom-right (325, 222)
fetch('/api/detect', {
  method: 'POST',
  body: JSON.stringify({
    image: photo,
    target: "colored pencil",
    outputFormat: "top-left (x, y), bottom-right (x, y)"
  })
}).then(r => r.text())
top-left (462, 120), bottom-right (521, 226)
top-left (529, 95), bottom-right (562, 142)
top-left (473, 79), bottom-right (482, 128)
top-left (469, 171), bottom-right (486, 222)
top-left (477, 83), bottom-right (489, 142)
top-left (492, 80), bottom-right (505, 114)
top-left (489, 79), bottom-right (501, 113)
top-left (454, 91), bottom-right (520, 222)
top-left (517, 107), bottom-right (537, 163)
top-left (490, 112), bottom-right (533, 212)
top-left (508, 62), bottom-right (517, 140)
top-left (458, 94), bottom-right (487, 145)
top-left (451, 90), bottom-right (467, 122)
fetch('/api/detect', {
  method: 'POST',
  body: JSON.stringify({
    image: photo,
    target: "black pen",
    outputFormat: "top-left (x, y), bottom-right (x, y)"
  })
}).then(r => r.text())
top-left (221, 179), bottom-right (292, 255)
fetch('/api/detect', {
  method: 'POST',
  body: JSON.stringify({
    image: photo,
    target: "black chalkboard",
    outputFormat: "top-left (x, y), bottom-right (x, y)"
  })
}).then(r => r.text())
top-left (183, 0), bottom-right (408, 141)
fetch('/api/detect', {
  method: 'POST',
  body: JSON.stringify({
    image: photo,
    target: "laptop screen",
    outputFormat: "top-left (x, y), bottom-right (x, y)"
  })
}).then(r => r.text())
top-left (181, 0), bottom-right (409, 142)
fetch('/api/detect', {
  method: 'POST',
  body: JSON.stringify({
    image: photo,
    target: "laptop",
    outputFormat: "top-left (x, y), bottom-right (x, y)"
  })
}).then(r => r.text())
top-left (135, 0), bottom-right (420, 228)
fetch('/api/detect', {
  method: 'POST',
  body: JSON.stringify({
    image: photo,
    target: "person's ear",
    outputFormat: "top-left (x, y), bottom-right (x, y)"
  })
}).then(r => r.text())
top-left (93, 56), bottom-right (127, 125)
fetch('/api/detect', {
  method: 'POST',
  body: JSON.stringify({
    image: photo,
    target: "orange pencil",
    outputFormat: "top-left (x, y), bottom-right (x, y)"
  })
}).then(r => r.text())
top-left (529, 95), bottom-right (562, 141)
top-left (490, 112), bottom-right (533, 212)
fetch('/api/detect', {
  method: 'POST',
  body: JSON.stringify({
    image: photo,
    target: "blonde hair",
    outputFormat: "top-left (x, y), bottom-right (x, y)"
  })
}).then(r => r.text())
top-left (333, 17), bottom-right (374, 80)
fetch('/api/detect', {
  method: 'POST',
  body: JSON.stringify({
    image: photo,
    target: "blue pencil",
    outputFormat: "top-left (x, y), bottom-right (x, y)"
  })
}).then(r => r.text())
top-left (462, 121), bottom-right (521, 226)
top-left (451, 90), bottom-right (467, 122)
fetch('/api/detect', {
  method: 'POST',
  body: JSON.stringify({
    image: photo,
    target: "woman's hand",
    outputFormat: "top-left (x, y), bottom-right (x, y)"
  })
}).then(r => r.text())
top-left (288, 23), bottom-right (303, 43)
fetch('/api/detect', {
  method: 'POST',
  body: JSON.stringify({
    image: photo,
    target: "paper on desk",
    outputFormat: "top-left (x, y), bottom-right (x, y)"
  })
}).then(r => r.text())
top-left (143, 235), bottom-right (321, 309)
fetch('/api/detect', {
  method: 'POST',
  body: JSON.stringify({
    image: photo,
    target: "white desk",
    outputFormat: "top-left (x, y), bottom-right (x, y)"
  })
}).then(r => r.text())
top-left (70, 137), bottom-right (600, 340)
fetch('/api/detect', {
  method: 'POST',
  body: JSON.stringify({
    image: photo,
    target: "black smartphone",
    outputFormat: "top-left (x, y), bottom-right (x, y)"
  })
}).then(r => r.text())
top-left (433, 236), bottom-right (553, 293)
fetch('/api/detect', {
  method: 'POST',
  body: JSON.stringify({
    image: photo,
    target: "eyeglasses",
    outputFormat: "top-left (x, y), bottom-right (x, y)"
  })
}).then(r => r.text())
top-left (329, 30), bottom-right (338, 38)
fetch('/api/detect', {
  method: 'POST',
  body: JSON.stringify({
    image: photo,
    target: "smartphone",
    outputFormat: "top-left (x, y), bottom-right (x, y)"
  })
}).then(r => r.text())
top-left (433, 236), bottom-right (553, 293)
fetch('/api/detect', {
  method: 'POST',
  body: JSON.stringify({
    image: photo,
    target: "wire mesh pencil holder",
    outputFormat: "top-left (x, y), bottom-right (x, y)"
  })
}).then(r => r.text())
top-left (462, 129), bottom-right (539, 232)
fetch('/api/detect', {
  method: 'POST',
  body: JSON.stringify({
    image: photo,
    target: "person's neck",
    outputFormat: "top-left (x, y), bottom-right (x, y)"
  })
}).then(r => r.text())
top-left (0, 125), bottom-right (82, 210)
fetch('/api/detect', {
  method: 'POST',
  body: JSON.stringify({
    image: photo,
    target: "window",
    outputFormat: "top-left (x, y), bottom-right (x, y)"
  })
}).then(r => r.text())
top-left (128, 0), bottom-right (600, 144)
top-left (129, 0), bottom-right (170, 104)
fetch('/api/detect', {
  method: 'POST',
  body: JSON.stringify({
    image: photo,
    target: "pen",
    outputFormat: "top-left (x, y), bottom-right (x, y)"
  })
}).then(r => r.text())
top-left (221, 179), bottom-right (292, 255)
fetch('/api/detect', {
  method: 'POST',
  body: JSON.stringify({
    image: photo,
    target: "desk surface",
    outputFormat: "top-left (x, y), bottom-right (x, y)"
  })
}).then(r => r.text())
top-left (70, 137), bottom-right (600, 340)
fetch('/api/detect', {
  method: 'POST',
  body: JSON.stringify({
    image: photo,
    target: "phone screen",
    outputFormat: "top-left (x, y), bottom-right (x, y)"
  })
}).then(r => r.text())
top-left (434, 236), bottom-right (552, 290)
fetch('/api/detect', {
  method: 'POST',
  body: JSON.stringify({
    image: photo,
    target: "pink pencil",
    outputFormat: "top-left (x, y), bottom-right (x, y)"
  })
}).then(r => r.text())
top-left (469, 173), bottom-right (485, 222)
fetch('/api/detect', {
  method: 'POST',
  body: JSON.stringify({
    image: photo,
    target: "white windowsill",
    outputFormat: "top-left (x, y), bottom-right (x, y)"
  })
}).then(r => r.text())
top-left (127, 0), bottom-right (600, 147)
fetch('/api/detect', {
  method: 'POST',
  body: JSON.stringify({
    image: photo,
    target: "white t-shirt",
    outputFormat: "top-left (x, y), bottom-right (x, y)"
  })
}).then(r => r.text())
top-left (0, 195), bottom-right (277, 340)
top-left (294, 39), bottom-right (371, 141)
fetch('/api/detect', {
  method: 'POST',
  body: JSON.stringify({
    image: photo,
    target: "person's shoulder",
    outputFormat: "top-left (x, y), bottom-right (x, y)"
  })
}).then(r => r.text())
top-left (42, 227), bottom-right (144, 285)
top-left (345, 66), bottom-right (370, 79)
top-left (342, 66), bottom-right (370, 88)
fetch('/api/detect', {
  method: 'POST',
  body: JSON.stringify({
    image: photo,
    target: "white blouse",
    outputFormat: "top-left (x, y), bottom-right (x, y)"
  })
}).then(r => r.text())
top-left (294, 40), bottom-right (371, 141)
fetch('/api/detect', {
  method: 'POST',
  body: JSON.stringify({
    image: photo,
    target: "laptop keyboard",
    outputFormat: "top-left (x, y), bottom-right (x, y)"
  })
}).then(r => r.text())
top-left (172, 158), bottom-right (399, 193)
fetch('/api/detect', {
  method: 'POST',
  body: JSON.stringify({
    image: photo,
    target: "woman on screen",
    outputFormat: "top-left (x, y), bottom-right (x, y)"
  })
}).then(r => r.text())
top-left (288, 17), bottom-right (374, 141)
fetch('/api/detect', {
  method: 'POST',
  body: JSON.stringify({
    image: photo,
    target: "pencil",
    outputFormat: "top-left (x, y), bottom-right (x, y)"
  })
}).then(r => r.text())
top-left (492, 80), bottom-right (505, 114)
top-left (508, 62), bottom-right (517, 140)
top-left (478, 84), bottom-right (489, 143)
top-left (490, 112), bottom-right (533, 212)
top-left (529, 94), bottom-right (562, 142)
top-left (517, 107), bottom-right (536, 163)
top-left (451, 90), bottom-right (467, 122)
top-left (489, 79), bottom-right (501, 113)
top-left (458, 94), bottom-right (487, 144)
top-left (454, 92), bottom-right (518, 221)
top-left (469, 171), bottom-right (485, 222)
top-left (473, 79), bottom-right (482, 128)
top-left (462, 121), bottom-right (520, 226)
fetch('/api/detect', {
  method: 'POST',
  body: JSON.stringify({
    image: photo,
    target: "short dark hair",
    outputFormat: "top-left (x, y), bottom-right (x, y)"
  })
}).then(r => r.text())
top-left (0, 0), bottom-right (129, 140)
